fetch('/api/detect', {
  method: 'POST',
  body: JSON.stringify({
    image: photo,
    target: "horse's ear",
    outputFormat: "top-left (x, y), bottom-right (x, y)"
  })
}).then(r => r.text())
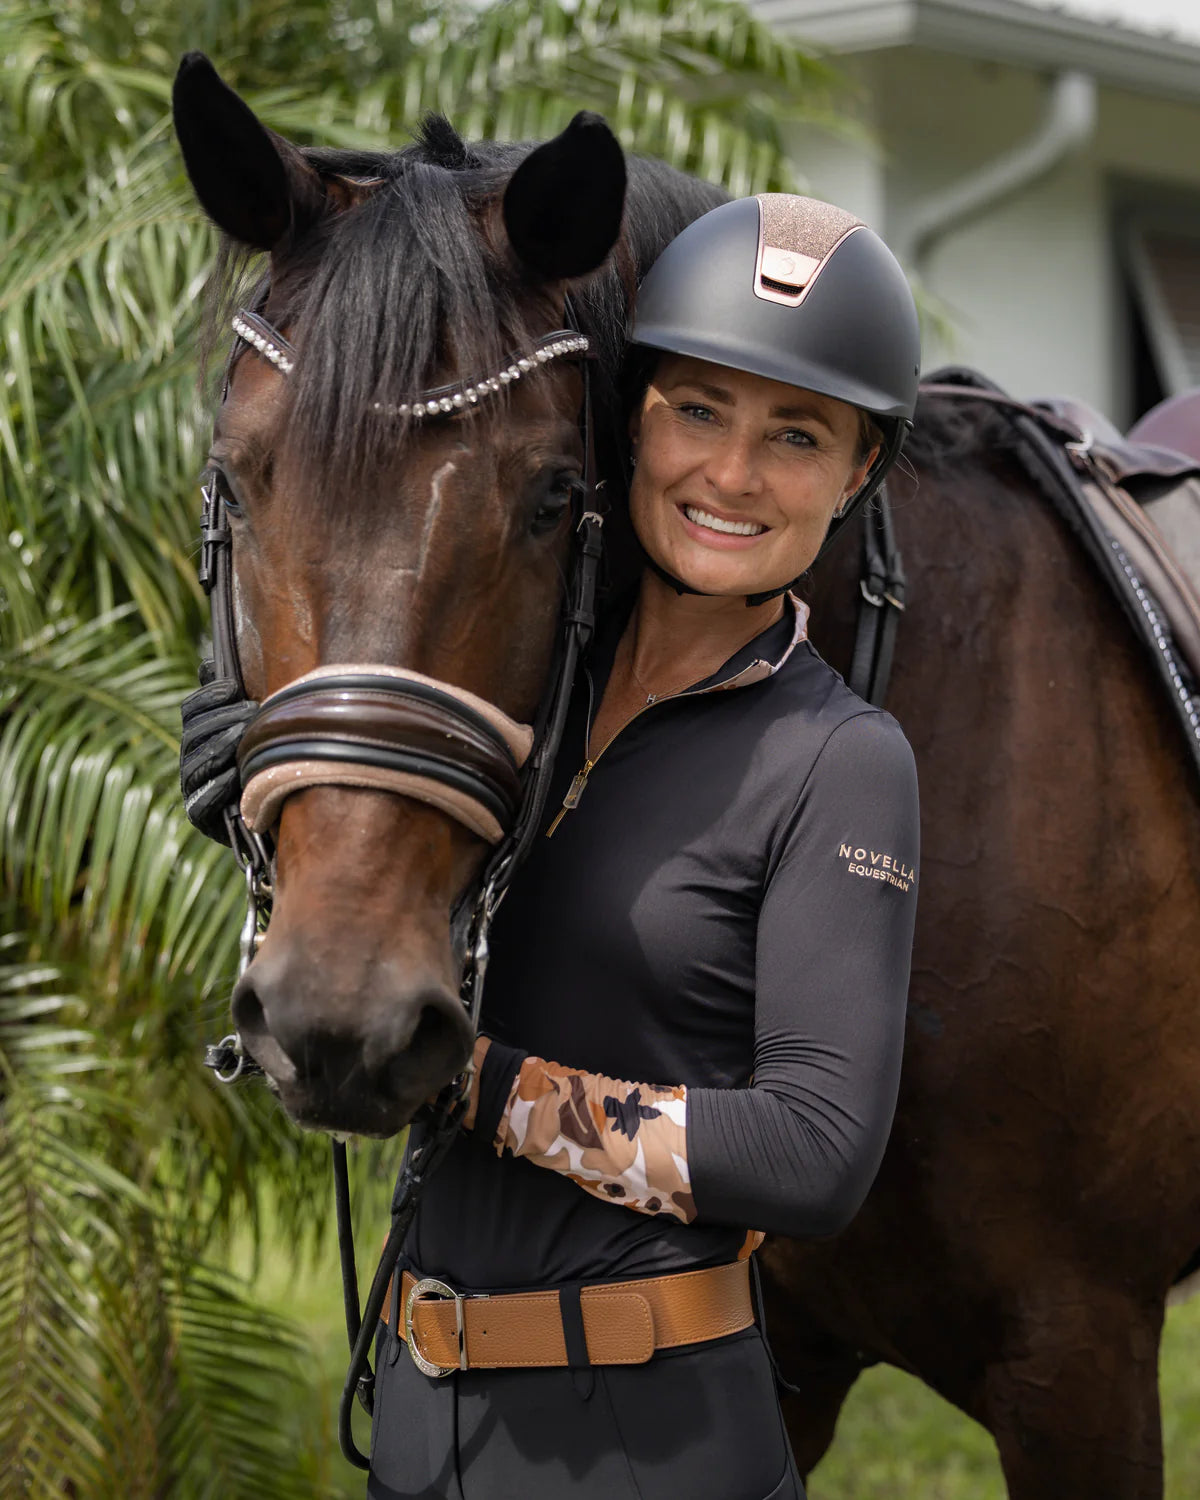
top-left (173, 52), bottom-right (326, 251)
top-left (502, 112), bottom-right (626, 281)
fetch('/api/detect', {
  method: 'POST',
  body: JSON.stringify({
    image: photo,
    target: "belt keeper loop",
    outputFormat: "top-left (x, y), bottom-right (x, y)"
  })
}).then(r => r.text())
top-left (387, 1268), bottom-right (403, 1366)
top-left (559, 1284), bottom-right (591, 1369)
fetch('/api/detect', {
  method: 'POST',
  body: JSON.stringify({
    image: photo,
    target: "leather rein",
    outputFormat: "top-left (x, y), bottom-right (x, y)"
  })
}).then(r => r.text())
top-left (198, 301), bottom-right (605, 1469)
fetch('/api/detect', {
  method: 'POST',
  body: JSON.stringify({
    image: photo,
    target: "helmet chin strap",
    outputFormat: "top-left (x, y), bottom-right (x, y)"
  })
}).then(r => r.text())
top-left (641, 421), bottom-right (910, 608)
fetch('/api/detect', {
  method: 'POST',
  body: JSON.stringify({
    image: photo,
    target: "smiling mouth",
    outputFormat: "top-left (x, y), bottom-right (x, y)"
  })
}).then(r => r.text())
top-left (682, 504), bottom-right (768, 537)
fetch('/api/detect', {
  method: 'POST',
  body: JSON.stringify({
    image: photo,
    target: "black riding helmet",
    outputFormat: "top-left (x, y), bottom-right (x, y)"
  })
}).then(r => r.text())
top-left (630, 193), bottom-right (921, 603)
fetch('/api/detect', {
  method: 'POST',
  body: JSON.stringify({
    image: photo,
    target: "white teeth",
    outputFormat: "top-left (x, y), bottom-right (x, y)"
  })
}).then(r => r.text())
top-left (684, 506), bottom-right (766, 537)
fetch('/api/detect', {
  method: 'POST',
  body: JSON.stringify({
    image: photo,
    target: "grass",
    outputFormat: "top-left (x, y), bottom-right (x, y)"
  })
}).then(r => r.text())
top-left (811, 1293), bottom-right (1200, 1499)
top-left (244, 1230), bottom-right (1200, 1499)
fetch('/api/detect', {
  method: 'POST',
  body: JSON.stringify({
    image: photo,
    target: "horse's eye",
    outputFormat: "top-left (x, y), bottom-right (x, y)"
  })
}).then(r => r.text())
top-left (530, 473), bottom-right (581, 537)
top-left (207, 466), bottom-right (244, 519)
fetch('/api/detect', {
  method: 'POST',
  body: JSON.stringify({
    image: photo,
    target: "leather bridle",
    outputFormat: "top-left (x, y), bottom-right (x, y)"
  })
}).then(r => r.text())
top-left (198, 298), bottom-right (605, 1468)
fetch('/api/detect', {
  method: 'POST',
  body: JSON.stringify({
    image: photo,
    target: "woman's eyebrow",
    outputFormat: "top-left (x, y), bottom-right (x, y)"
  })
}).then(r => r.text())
top-left (667, 379), bottom-right (736, 404)
top-left (769, 400), bottom-right (834, 430)
top-left (668, 378), bottom-right (836, 432)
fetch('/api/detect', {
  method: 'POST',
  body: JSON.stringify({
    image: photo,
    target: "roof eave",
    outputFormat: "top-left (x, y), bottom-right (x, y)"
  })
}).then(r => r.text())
top-left (752, 0), bottom-right (1200, 104)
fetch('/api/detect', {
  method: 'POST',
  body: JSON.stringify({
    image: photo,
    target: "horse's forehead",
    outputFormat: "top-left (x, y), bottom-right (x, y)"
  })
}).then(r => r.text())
top-left (214, 351), bottom-right (289, 440)
top-left (215, 340), bottom-right (584, 560)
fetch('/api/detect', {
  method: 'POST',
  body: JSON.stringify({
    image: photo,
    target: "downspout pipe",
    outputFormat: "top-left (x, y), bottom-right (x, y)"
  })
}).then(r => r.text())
top-left (897, 70), bottom-right (1097, 273)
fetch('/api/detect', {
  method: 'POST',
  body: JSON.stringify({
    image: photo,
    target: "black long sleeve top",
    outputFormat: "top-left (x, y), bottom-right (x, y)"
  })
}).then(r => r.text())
top-left (405, 598), bottom-right (919, 1291)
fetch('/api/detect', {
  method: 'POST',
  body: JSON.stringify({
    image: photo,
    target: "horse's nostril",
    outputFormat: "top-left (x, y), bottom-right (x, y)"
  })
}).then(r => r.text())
top-left (413, 1002), bottom-right (470, 1072)
top-left (379, 999), bottom-right (472, 1102)
top-left (231, 978), bottom-right (299, 1086)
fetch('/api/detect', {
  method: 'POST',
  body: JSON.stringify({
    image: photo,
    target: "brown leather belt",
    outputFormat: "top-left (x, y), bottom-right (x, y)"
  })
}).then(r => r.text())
top-left (381, 1259), bottom-right (754, 1376)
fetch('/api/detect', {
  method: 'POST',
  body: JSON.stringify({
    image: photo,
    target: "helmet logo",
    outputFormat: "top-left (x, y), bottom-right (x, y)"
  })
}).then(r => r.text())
top-left (753, 194), bottom-right (863, 308)
top-left (758, 247), bottom-right (819, 297)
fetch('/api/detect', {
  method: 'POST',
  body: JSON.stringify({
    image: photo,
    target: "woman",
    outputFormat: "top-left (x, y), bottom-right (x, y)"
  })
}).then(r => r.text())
top-left (180, 191), bottom-right (921, 1498)
top-left (368, 193), bottom-right (921, 1499)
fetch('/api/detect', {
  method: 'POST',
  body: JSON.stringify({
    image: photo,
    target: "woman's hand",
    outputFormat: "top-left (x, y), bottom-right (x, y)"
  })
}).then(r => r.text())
top-left (179, 662), bottom-right (258, 844)
top-left (422, 1034), bottom-right (492, 1125)
top-left (462, 1035), bottom-right (491, 1131)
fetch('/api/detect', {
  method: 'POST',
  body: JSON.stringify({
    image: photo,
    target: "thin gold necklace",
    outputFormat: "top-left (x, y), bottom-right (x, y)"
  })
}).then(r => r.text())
top-left (628, 652), bottom-right (695, 706)
top-left (625, 607), bottom-right (781, 705)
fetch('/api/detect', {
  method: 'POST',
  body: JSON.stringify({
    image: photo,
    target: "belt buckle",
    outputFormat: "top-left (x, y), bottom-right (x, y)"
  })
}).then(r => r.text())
top-left (405, 1277), bottom-right (467, 1377)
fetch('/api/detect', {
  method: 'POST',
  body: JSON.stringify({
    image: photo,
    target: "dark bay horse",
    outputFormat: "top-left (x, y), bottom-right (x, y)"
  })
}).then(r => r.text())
top-left (173, 54), bottom-right (720, 1135)
top-left (768, 391), bottom-right (1200, 1498)
top-left (176, 55), bottom-right (1200, 1499)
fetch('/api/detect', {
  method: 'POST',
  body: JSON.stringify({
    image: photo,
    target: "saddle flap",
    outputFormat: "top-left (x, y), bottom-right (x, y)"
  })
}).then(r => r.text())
top-left (1070, 461), bottom-right (1200, 694)
top-left (1034, 396), bottom-right (1200, 690)
top-left (1143, 480), bottom-right (1200, 586)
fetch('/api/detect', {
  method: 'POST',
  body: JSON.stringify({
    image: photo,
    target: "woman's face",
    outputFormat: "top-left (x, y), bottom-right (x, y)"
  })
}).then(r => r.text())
top-left (629, 355), bottom-right (879, 597)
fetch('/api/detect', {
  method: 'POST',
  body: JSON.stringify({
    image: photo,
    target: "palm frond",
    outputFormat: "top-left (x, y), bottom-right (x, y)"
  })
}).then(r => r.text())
top-left (0, 938), bottom-right (343, 1496)
top-left (0, 612), bottom-right (218, 962)
top-left (0, 950), bottom-right (147, 1497)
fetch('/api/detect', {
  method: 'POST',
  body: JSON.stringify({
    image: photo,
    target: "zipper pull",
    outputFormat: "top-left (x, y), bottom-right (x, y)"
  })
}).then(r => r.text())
top-left (545, 761), bottom-right (593, 837)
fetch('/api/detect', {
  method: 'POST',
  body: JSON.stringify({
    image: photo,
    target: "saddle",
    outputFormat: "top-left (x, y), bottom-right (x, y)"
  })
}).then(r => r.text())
top-left (1034, 392), bottom-right (1200, 692)
top-left (868, 369), bottom-right (1200, 785)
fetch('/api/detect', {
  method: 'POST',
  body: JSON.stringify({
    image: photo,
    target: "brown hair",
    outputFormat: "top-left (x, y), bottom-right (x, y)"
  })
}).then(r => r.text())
top-left (857, 411), bottom-right (885, 465)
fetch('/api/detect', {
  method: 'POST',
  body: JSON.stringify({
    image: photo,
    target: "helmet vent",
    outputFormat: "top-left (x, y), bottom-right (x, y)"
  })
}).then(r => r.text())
top-left (754, 194), bottom-right (863, 307)
top-left (759, 273), bottom-right (803, 296)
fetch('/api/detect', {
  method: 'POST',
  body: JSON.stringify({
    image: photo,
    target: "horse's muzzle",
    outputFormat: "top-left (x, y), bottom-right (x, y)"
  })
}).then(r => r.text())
top-left (231, 945), bottom-right (474, 1136)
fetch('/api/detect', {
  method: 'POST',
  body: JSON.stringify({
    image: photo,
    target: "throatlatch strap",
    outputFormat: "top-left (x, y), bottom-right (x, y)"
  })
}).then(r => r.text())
top-left (849, 488), bottom-right (905, 707)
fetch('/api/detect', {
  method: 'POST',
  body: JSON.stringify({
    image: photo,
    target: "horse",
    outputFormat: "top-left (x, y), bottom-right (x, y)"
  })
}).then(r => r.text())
top-left (176, 54), bottom-right (1200, 1498)
top-left (765, 387), bottom-right (1200, 1499)
top-left (173, 52), bottom-right (721, 1137)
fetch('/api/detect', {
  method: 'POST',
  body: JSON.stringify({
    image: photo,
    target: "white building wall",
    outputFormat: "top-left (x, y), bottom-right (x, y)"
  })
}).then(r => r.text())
top-left (784, 47), bottom-right (1200, 423)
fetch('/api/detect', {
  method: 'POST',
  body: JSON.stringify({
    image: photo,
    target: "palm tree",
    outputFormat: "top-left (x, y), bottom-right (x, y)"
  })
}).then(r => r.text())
top-left (0, 2), bottom-right (842, 1492)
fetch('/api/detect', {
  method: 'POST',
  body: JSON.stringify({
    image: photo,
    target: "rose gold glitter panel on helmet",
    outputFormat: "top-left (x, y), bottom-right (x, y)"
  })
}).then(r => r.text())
top-left (753, 194), bottom-right (864, 307)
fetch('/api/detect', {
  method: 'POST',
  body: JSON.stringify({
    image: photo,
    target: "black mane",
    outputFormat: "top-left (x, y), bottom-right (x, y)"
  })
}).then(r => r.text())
top-left (907, 367), bottom-right (1032, 477)
top-left (207, 117), bottom-right (725, 493)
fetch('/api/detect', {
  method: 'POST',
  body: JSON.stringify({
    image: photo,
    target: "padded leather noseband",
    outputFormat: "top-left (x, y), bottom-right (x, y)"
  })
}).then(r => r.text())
top-left (237, 666), bottom-right (534, 844)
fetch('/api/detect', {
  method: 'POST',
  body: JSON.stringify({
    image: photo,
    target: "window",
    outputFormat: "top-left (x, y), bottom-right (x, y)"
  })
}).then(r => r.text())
top-left (1124, 220), bottom-right (1200, 396)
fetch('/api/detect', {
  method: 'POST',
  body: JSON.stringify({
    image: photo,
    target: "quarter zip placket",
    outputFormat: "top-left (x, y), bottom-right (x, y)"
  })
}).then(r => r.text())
top-left (545, 662), bottom-right (769, 838)
top-left (544, 594), bottom-right (809, 839)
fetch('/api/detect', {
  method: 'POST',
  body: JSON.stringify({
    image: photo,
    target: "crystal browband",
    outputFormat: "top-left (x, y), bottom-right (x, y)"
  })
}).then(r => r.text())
top-left (231, 311), bottom-right (296, 374)
top-left (230, 311), bottom-right (589, 419)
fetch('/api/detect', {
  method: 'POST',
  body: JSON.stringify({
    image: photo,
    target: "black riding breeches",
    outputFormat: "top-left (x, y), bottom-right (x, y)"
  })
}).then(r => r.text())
top-left (367, 1323), bottom-right (805, 1500)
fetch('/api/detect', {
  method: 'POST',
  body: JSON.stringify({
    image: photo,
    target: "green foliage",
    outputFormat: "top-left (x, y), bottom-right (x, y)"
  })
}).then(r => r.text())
top-left (811, 1299), bottom-right (1200, 1498)
top-left (0, 0), bottom-right (844, 1490)
top-left (0, 941), bottom-right (330, 1497)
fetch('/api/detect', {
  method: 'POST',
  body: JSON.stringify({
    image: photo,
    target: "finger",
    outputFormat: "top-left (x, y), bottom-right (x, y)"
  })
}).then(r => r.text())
top-left (181, 677), bottom-right (246, 722)
top-left (183, 769), bottom-right (242, 843)
top-left (179, 702), bottom-right (258, 759)
top-left (180, 723), bottom-right (254, 797)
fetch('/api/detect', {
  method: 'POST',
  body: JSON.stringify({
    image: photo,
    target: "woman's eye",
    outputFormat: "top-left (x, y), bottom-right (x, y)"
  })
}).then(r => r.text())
top-left (678, 403), bottom-right (716, 422)
top-left (780, 428), bottom-right (817, 448)
top-left (530, 474), bottom-right (580, 536)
